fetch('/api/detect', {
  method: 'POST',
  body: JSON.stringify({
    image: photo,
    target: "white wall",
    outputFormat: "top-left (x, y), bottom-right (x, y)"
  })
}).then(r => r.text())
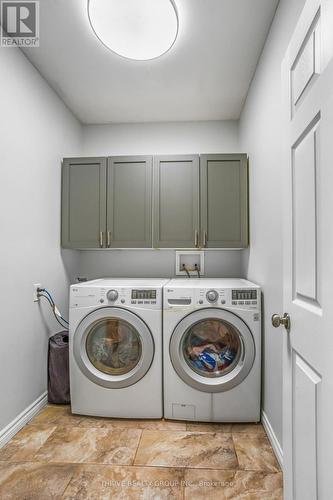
top-left (80, 120), bottom-right (244, 279)
top-left (239, 0), bottom-right (306, 448)
top-left (79, 250), bottom-right (243, 280)
top-left (82, 121), bottom-right (239, 156)
top-left (0, 47), bottom-right (82, 434)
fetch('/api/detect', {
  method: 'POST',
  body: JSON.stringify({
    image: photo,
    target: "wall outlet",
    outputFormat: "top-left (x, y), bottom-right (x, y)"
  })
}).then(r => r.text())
top-left (33, 283), bottom-right (41, 302)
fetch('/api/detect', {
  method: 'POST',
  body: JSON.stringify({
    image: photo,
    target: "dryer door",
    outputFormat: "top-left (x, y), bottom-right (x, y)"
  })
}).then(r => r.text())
top-left (73, 307), bottom-right (154, 388)
top-left (169, 308), bottom-right (255, 393)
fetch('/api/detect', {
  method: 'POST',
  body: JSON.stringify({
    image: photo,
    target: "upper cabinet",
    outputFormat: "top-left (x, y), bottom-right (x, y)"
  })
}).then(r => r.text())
top-left (61, 157), bottom-right (107, 249)
top-left (107, 156), bottom-right (152, 248)
top-left (153, 155), bottom-right (200, 248)
top-left (61, 153), bottom-right (248, 249)
top-left (61, 156), bottom-right (152, 249)
top-left (200, 154), bottom-right (248, 248)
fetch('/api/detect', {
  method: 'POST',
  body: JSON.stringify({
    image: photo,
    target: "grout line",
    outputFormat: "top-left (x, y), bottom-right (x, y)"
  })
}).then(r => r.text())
top-left (59, 465), bottom-right (79, 499)
top-left (132, 429), bottom-right (143, 465)
top-left (231, 433), bottom-right (240, 470)
top-left (0, 458), bottom-right (283, 474)
top-left (181, 467), bottom-right (186, 500)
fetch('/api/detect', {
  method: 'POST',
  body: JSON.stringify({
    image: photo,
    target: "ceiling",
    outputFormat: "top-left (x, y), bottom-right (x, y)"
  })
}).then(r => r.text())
top-left (23, 0), bottom-right (279, 124)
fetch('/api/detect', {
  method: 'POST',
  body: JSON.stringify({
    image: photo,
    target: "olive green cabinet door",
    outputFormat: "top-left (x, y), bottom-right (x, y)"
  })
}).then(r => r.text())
top-left (61, 157), bottom-right (107, 248)
top-left (107, 156), bottom-right (152, 248)
top-left (153, 155), bottom-right (200, 248)
top-left (200, 154), bottom-right (248, 248)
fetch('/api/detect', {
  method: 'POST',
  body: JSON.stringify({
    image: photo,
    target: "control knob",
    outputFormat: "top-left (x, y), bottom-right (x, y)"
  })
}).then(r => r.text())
top-left (107, 289), bottom-right (118, 302)
top-left (206, 289), bottom-right (218, 303)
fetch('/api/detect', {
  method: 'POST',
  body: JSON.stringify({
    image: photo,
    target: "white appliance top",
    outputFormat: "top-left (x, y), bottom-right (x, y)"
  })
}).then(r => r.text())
top-left (73, 278), bottom-right (170, 288)
top-left (166, 278), bottom-right (260, 289)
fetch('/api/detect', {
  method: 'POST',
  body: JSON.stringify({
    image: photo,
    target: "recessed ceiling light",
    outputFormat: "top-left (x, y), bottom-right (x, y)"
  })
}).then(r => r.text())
top-left (88, 0), bottom-right (179, 61)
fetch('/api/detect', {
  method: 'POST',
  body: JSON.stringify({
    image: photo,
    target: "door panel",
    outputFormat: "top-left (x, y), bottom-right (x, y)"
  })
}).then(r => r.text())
top-left (62, 157), bottom-right (107, 248)
top-left (153, 155), bottom-right (200, 248)
top-left (292, 116), bottom-right (320, 304)
top-left (200, 154), bottom-right (248, 248)
top-left (282, 0), bottom-right (333, 498)
top-left (293, 353), bottom-right (321, 500)
top-left (107, 156), bottom-right (152, 248)
top-left (291, 10), bottom-right (320, 109)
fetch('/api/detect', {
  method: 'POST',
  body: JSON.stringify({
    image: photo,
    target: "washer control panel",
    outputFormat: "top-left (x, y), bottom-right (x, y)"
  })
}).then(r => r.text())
top-left (70, 287), bottom-right (161, 309)
top-left (165, 287), bottom-right (260, 310)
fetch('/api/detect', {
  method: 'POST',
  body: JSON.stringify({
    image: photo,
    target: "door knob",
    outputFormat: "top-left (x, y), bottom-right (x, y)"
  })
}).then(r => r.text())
top-left (271, 313), bottom-right (291, 330)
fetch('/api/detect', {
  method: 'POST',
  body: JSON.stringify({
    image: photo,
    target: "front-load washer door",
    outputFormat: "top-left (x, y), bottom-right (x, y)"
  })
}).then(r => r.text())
top-left (169, 309), bottom-right (255, 393)
top-left (73, 307), bottom-right (154, 388)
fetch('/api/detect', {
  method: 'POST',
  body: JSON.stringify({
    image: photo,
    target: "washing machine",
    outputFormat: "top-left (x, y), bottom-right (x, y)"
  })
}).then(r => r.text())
top-left (163, 278), bottom-right (261, 422)
top-left (69, 278), bottom-right (169, 418)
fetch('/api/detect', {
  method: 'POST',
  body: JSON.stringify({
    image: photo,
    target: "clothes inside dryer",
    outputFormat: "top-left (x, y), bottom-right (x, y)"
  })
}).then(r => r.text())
top-left (182, 319), bottom-right (241, 377)
top-left (86, 318), bottom-right (142, 376)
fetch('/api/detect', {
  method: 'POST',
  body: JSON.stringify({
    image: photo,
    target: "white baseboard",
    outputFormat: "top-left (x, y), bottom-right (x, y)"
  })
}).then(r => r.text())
top-left (261, 410), bottom-right (283, 469)
top-left (0, 392), bottom-right (48, 449)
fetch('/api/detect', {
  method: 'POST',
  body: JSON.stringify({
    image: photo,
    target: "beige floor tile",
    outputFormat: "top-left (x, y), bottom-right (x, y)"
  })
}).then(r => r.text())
top-left (29, 405), bottom-right (82, 427)
top-left (134, 430), bottom-right (238, 469)
top-left (233, 435), bottom-right (280, 472)
top-left (34, 427), bottom-right (142, 466)
top-left (184, 469), bottom-right (283, 499)
top-left (232, 423), bottom-right (267, 437)
top-left (0, 462), bottom-right (76, 499)
top-left (63, 464), bottom-right (184, 499)
top-left (0, 425), bottom-right (57, 462)
top-left (78, 416), bottom-right (187, 431)
top-left (186, 422), bottom-right (232, 433)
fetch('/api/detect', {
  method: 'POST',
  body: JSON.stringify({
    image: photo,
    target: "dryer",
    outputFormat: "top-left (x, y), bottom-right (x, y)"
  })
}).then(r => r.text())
top-left (163, 279), bottom-right (261, 422)
top-left (69, 278), bottom-right (169, 418)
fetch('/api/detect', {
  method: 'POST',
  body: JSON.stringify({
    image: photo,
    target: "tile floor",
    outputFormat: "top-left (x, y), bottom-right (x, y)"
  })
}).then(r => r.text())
top-left (0, 405), bottom-right (282, 499)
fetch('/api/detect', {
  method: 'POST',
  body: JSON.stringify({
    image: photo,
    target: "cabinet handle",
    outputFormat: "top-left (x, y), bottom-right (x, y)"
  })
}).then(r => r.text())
top-left (99, 231), bottom-right (104, 248)
top-left (203, 231), bottom-right (207, 247)
top-left (195, 230), bottom-right (199, 248)
top-left (107, 231), bottom-right (111, 248)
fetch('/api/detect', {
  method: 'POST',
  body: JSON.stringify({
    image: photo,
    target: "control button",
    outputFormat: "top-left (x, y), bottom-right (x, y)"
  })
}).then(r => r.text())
top-left (121, 299), bottom-right (125, 304)
top-left (232, 301), bottom-right (237, 305)
top-left (206, 290), bottom-right (218, 303)
top-left (131, 300), bottom-right (136, 304)
top-left (221, 300), bottom-right (226, 304)
top-left (138, 301), bottom-right (143, 304)
top-left (245, 301), bottom-right (251, 305)
top-left (99, 299), bottom-right (104, 303)
top-left (238, 301), bottom-right (244, 305)
top-left (151, 301), bottom-right (156, 304)
top-left (199, 300), bottom-right (203, 304)
top-left (107, 289), bottom-right (118, 302)
top-left (144, 301), bottom-right (149, 304)
top-left (251, 301), bottom-right (257, 305)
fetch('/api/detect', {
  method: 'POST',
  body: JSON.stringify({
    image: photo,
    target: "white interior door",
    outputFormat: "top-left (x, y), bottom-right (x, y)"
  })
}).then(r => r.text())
top-left (281, 1), bottom-right (333, 499)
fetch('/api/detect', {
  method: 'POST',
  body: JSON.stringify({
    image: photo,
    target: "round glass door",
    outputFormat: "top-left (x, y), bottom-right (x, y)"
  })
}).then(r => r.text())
top-left (170, 309), bottom-right (255, 393)
top-left (86, 318), bottom-right (142, 376)
top-left (74, 307), bottom-right (154, 388)
top-left (182, 319), bottom-right (242, 378)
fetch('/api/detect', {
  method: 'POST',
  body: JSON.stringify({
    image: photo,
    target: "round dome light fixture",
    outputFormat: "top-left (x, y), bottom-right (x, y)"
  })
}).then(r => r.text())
top-left (88, 0), bottom-right (179, 61)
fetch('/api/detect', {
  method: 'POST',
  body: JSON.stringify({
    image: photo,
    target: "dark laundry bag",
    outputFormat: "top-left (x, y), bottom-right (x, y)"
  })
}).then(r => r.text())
top-left (48, 331), bottom-right (70, 404)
